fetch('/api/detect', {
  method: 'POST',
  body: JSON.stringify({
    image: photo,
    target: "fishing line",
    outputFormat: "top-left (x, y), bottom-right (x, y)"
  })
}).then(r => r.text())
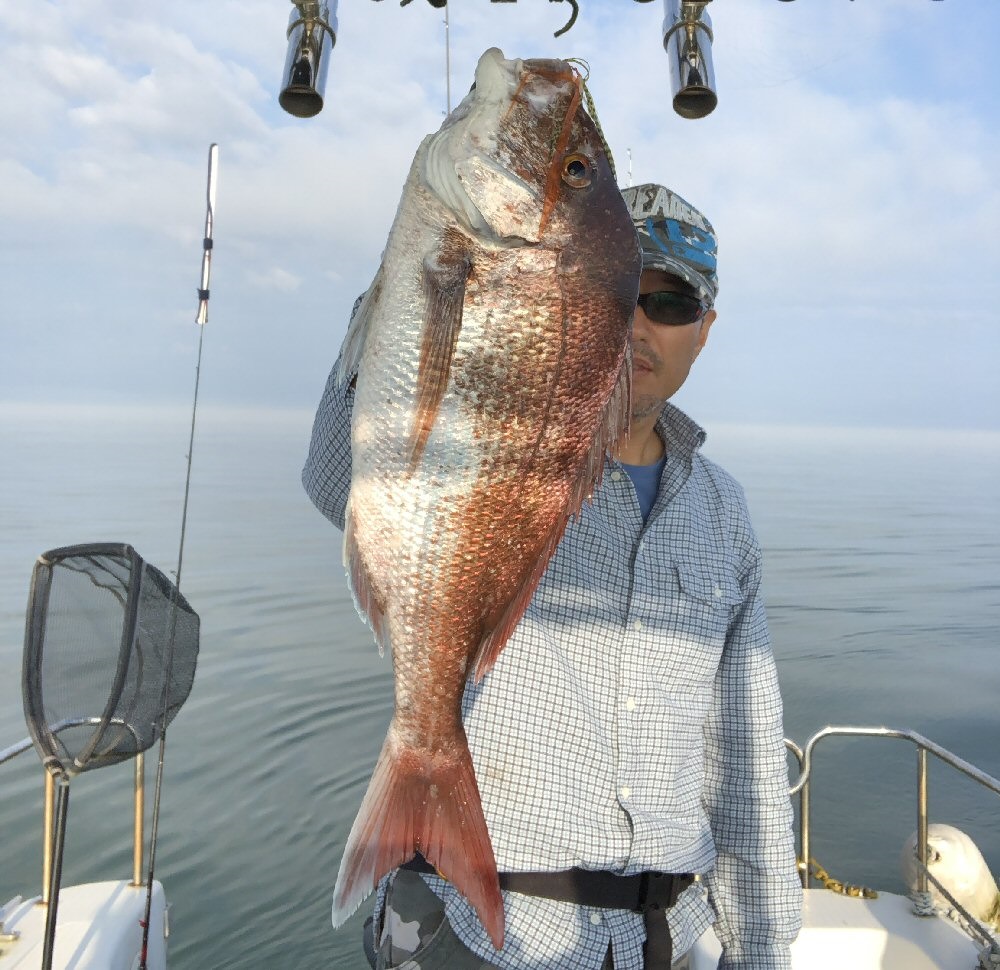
top-left (139, 143), bottom-right (219, 970)
top-left (444, 2), bottom-right (452, 115)
top-left (565, 58), bottom-right (617, 181)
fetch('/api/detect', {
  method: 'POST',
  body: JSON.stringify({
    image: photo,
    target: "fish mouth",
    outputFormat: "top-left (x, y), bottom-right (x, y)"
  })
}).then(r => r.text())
top-left (422, 48), bottom-right (580, 247)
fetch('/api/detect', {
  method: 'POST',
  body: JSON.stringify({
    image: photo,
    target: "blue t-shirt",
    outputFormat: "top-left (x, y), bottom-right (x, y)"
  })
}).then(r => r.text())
top-left (621, 456), bottom-right (667, 521)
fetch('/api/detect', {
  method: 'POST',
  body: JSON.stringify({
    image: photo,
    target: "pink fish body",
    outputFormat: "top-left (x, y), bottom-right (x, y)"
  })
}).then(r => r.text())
top-left (333, 47), bottom-right (640, 949)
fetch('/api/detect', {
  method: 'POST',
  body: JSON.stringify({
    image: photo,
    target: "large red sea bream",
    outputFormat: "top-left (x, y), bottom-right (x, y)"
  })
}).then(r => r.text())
top-left (332, 47), bottom-right (641, 949)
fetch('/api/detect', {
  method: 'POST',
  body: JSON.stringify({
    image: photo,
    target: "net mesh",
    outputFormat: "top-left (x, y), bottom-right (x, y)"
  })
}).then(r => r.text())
top-left (22, 543), bottom-right (199, 775)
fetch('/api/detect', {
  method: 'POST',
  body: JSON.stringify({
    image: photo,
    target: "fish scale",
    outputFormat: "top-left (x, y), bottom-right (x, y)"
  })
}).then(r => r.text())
top-left (331, 47), bottom-right (640, 950)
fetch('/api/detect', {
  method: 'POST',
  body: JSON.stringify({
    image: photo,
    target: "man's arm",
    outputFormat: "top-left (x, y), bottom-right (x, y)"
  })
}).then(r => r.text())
top-left (701, 543), bottom-right (803, 970)
top-left (302, 352), bottom-right (355, 531)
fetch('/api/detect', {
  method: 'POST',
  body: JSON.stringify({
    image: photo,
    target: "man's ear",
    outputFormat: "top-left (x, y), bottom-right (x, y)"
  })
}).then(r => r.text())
top-left (693, 308), bottom-right (716, 360)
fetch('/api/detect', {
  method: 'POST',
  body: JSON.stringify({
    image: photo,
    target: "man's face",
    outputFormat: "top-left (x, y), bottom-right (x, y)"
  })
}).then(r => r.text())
top-left (630, 269), bottom-right (716, 421)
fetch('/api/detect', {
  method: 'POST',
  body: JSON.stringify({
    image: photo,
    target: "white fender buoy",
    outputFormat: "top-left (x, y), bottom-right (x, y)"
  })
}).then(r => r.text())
top-left (901, 823), bottom-right (1000, 926)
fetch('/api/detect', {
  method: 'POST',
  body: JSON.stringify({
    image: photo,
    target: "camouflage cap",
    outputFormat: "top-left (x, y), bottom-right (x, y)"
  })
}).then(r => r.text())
top-left (620, 183), bottom-right (718, 305)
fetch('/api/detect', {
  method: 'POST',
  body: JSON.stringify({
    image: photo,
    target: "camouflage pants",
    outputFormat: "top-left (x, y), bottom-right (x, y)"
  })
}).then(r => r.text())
top-left (366, 869), bottom-right (691, 970)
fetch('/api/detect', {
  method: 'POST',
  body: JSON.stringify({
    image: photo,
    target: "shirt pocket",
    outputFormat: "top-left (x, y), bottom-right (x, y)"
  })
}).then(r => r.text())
top-left (675, 558), bottom-right (743, 611)
top-left (662, 559), bottom-right (744, 688)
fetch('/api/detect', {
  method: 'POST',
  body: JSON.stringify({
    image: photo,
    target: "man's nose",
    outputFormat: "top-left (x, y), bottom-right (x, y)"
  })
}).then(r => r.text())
top-left (631, 303), bottom-right (653, 335)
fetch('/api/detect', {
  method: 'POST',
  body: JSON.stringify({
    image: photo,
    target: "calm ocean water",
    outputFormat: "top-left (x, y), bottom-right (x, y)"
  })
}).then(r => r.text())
top-left (1, 405), bottom-right (998, 969)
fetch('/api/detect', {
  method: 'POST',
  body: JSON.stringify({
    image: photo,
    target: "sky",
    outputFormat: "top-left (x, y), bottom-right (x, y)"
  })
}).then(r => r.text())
top-left (1, 0), bottom-right (998, 431)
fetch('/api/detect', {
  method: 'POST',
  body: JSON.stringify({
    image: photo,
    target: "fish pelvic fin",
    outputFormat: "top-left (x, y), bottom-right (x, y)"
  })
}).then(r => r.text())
top-left (331, 727), bottom-right (505, 950)
top-left (579, 342), bottom-right (631, 507)
top-left (337, 270), bottom-right (384, 388)
top-left (408, 228), bottom-right (472, 470)
top-left (344, 495), bottom-right (389, 656)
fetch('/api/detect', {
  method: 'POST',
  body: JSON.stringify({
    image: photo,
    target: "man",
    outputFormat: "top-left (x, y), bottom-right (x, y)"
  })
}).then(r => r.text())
top-left (302, 184), bottom-right (802, 969)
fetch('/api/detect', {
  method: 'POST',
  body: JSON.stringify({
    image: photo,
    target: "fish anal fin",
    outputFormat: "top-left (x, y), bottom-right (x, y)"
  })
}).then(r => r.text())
top-left (331, 727), bottom-right (504, 949)
top-left (344, 497), bottom-right (389, 656)
top-left (409, 228), bottom-right (472, 469)
top-left (473, 352), bottom-right (631, 682)
top-left (471, 522), bottom-right (569, 683)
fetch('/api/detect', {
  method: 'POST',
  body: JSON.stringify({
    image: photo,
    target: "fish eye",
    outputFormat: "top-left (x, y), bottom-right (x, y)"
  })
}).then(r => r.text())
top-left (561, 153), bottom-right (592, 188)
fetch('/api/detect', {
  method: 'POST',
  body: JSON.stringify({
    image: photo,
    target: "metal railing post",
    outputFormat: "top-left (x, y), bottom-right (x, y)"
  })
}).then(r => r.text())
top-left (41, 771), bottom-right (54, 905)
top-left (916, 746), bottom-right (929, 894)
top-left (785, 739), bottom-right (810, 889)
top-left (133, 752), bottom-right (145, 886)
top-left (787, 726), bottom-right (1000, 900)
top-left (800, 770), bottom-right (811, 888)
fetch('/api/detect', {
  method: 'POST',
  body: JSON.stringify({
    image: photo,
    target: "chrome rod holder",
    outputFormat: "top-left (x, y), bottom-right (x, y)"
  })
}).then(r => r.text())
top-left (662, 0), bottom-right (717, 119)
top-left (280, 0), bottom-right (337, 118)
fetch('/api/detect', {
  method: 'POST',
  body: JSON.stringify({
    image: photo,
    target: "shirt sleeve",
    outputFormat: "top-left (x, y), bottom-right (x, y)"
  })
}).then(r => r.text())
top-left (301, 351), bottom-right (356, 532)
top-left (701, 533), bottom-right (803, 970)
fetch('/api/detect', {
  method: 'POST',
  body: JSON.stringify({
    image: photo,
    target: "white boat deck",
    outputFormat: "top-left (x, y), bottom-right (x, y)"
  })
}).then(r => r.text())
top-left (688, 888), bottom-right (983, 969)
top-left (0, 881), bottom-right (166, 970)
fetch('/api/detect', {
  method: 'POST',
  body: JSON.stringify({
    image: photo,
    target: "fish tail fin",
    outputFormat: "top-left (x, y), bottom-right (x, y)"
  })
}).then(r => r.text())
top-left (331, 727), bottom-right (505, 949)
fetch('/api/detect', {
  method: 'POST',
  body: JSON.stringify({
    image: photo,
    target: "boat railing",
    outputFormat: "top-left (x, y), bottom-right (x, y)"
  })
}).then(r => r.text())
top-left (0, 717), bottom-right (147, 901)
top-left (7, 721), bottom-right (1000, 902)
top-left (785, 725), bottom-right (1000, 892)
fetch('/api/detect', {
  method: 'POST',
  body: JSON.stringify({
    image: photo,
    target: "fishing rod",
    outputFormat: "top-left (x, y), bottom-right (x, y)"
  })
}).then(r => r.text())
top-left (138, 142), bottom-right (219, 970)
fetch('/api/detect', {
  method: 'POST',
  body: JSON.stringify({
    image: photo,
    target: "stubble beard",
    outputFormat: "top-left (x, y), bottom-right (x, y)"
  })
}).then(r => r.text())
top-left (631, 395), bottom-right (665, 422)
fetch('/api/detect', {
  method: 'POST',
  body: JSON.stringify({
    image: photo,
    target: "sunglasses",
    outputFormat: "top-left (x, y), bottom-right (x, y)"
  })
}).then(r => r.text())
top-left (636, 290), bottom-right (709, 326)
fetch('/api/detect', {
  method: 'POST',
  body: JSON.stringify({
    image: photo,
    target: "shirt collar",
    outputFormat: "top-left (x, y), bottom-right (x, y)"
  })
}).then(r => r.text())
top-left (655, 402), bottom-right (707, 458)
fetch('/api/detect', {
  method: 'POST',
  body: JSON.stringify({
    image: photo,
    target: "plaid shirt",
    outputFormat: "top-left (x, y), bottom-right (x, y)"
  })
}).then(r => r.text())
top-left (303, 357), bottom-right (802, 970)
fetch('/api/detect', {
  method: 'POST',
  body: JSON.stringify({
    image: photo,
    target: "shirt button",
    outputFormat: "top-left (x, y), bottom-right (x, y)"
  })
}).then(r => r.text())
top-left (620, 785), bottom-right (632, 800)
top-left (625, 697), bottom-right (637, 711)
top-left (589, 912), bottom-right (602, 925)
top-left (713, 586), bottom-right (723, 598)
top-left (633, 620), bottom-right (643, 631)
top-left (610, 471), bottom-right (622, 481)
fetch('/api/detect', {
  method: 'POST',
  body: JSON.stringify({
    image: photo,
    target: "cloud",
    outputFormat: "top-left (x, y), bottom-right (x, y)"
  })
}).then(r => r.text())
top-left (248, 266), bottom-right (302, 293)
top-left (1, 0), bottom-right (998, 428)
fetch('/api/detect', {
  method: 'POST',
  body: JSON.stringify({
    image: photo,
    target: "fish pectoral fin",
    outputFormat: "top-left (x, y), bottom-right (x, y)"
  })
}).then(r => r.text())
top-left (408, 228), bottom-right (472, 468)
top-left (332, 728), bottom-right (504, 949)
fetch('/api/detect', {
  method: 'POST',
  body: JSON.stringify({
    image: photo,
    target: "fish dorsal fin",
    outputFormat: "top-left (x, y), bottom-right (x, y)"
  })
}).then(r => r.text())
top-left (472, 349), bottom-right (632, 682)
top-left (337, 270), bottom-right (385, 388)
top-left (409, 228), bottom-right (472, 468)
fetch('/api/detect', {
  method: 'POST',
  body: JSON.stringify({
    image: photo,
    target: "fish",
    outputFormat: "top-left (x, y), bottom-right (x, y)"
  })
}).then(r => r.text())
top-left (332, 47), bottom-right (641, 949)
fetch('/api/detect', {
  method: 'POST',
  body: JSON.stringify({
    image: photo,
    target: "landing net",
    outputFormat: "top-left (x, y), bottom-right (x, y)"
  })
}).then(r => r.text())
top-left (22, 542), bottom-right (199, 778)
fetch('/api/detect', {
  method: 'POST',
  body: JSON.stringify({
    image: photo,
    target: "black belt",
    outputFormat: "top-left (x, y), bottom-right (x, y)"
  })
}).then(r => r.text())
top-left (402, 854), bottom-right (694, 968)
